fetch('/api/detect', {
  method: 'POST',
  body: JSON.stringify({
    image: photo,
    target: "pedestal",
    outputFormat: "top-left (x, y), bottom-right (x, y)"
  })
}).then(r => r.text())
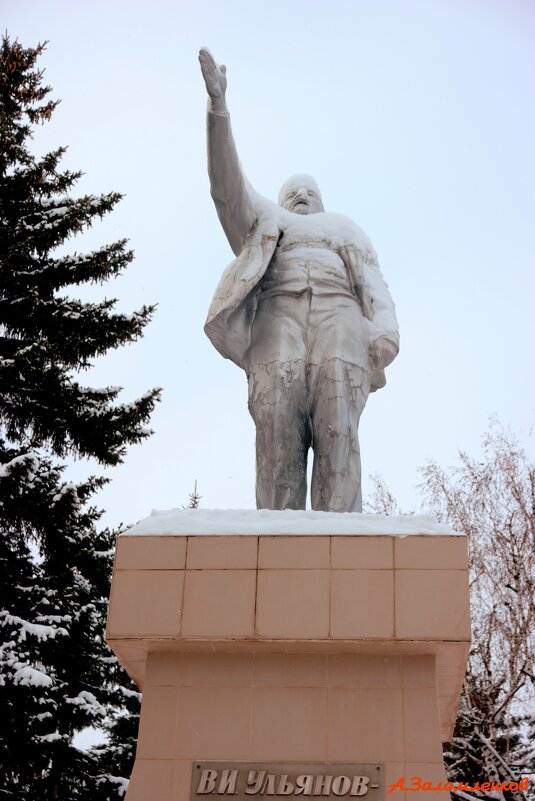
top-left (106, 514), bottom-right (470, 801)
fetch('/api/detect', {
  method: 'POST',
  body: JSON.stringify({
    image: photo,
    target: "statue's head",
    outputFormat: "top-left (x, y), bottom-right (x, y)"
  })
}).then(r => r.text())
top-left (278, 173), bottom-right (324, 215)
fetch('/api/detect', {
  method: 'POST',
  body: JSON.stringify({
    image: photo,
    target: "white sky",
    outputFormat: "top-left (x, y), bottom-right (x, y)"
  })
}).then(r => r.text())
top-left (4, 0), bottom-right (535, 528)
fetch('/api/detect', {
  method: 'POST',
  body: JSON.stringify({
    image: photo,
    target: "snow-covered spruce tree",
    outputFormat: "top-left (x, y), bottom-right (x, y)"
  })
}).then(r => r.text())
top-left (0, 36), bottom-right (160, 798)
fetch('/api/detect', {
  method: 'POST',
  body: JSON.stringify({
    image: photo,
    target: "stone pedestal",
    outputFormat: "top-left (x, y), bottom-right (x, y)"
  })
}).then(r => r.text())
top-left (106, 525), bottom-right (470, 800)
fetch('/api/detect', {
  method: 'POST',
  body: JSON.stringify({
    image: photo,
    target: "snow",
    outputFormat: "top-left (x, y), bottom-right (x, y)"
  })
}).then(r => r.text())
top-left (124, 508), bottom-right (460, 537)
top-left (92, 386), bottom-right (122, 395)
top-left (0, 452), bottom-right (39, 479)
top-left (66, 691), bottom-right (106, 717)
top-left (3, 612), bottom-right (68, 641)
top-left (13, 664), bottom-right (53, 688)
top-left (44, 206), bottom-right (69, 217)
top-left (52, 482), bottom-right (80, 506)
top-left (251, 186), bottom-right (375, 255)
top-left (37, 732), bottom-right (64, 743)
top-left (95, 775), bottom-right (129, 797)
top-left (116, 685), bottom-right (141, 700)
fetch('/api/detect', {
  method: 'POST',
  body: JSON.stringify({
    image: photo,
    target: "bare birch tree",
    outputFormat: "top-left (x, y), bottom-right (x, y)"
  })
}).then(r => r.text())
top-left (421, 424), bottom-right (534, 798)
top-left (367, 423), bottom-right (535, 798)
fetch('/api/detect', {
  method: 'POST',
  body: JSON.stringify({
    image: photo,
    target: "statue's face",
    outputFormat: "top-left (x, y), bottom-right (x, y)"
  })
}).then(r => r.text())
top-left (278, 174), bottom-right (324, 215)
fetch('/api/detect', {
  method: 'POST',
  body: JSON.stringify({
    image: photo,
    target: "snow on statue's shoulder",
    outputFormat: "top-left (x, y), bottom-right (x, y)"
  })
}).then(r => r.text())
top-left (124, 509), bottom-right (460, 537)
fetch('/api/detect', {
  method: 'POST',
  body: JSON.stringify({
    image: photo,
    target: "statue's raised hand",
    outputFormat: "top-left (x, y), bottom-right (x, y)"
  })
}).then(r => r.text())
top-left (199, 48), bottom-right (227, 112)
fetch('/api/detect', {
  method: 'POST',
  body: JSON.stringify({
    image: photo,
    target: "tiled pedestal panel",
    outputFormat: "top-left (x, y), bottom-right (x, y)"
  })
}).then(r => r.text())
top-left (106, 533), bottom-right (470, 801)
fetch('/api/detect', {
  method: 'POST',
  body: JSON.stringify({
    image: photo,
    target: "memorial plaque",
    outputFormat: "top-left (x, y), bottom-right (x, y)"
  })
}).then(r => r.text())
top-left (191, 762), bottom-right (385, 799)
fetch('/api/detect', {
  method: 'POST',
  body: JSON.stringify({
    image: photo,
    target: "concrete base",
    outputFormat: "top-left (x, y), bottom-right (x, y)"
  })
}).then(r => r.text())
top-left (106, 529), bottom-right (470, 800)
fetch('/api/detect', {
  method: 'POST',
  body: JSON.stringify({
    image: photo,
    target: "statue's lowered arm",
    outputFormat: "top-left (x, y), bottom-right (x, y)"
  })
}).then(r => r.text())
top-left (199, 48), bottom-right (256, 256)
top-left (364, 252), bottom-right (399, 377)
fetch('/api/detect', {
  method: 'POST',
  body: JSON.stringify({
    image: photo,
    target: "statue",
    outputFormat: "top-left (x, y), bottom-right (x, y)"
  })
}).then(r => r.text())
top-left (199, 49), bottom-right (399, 513)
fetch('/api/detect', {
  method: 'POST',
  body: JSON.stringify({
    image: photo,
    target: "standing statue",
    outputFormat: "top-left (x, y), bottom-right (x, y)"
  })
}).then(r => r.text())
top-left (200, 49), bottom-right (399, 513)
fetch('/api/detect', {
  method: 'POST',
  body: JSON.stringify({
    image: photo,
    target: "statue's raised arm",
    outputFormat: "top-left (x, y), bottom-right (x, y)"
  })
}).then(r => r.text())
top-left (199, 48), bottom-right (256, 256)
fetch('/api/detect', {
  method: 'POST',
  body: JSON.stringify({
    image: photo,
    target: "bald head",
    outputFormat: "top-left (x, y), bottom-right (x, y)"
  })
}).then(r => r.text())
top-left (278, 173), bottom-right (324, 214)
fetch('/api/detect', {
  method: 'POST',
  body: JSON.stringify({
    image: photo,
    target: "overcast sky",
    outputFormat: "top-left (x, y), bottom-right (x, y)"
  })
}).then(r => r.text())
top-left (4, 0), bottom-right (535, 527)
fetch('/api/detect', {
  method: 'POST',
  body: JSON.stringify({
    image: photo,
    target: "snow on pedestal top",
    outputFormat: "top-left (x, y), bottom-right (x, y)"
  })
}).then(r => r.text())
top-left (124, 508), bottom-right (460, 537)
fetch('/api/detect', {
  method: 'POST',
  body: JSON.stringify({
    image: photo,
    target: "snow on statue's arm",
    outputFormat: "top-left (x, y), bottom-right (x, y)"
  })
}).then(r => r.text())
top-left (363, 247), bottom-right (400, 370)
top-left (199, 48), bottom-right (256, 256)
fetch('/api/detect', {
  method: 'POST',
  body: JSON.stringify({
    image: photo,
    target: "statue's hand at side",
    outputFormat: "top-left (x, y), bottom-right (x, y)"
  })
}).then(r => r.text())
top-left (370, 336), bottom-right (398, 370)
top-left (199, 48), bottom-right (227, 113)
